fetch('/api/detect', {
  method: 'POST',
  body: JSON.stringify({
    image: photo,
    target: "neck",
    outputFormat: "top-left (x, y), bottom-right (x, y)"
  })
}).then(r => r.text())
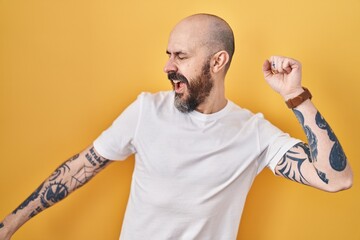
top-left (195, 86), bottom-right (227, 114)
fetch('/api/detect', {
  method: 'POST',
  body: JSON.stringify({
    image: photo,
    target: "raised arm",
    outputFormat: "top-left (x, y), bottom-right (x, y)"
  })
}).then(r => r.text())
top-left (262, 56), bottom-right (353, 192)
top-left (0, 145), bottom-right (112, 239)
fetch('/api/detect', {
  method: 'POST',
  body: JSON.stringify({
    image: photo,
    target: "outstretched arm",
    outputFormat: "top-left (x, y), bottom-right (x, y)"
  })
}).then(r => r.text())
top-left (263, 56), bottom-right (353, 192)
top-left (0, 145), bottom-right (112, 239)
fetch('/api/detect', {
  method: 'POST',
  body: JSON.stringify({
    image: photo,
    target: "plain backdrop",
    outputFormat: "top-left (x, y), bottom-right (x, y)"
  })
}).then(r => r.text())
top-left (0, 0), bottom-right (359, 239)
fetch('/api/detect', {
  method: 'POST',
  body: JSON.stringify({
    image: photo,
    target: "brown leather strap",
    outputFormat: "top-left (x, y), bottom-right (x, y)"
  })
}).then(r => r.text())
top-left (285, 87), bottom-right (312, 108)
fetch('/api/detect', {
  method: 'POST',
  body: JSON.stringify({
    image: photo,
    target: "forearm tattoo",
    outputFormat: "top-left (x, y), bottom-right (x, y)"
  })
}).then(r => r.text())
top-left (277, 142), bottom-right (329, 184)
top-left (12, 183), bottom-right (44, 214)
top-left (0, 222), bottom-right (4, 228)
top-left (276, 142), bottom-right (310, 184)
top-left (293, 109), bottom-right (318, 161)
top-left (288, 109), bottom-right (347, 185)
top-left (315, 112), bottom-right (347, 171)
top-left (71, 149), bottom-right (109, 189)
top-left (86, 147), bottom-right (109, 169)
top-left (11, 148), bottom-right (110, 219)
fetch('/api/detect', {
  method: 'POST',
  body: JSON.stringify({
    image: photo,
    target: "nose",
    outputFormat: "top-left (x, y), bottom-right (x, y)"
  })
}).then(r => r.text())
top-left (163, 58), bottom-right (178, 73)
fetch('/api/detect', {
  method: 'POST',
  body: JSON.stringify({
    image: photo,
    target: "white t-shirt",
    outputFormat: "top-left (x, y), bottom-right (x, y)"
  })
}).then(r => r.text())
top-left (94, 91), bottom-right (300, 240)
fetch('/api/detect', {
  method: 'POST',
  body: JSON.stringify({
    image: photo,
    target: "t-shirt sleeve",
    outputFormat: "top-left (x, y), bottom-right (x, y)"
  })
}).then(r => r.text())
top-left (93, 95), bottom-right (142, 160)
top-left (256, 114), bottom-right (302, 174)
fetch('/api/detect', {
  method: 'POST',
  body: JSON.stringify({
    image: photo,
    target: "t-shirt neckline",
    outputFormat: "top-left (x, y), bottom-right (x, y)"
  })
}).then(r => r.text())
top-left (188, 100), bottom-right (232, 122)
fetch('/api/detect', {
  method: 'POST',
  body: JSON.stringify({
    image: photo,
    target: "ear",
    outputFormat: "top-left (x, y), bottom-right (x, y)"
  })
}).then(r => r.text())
top-left (211, 50), bottom-right (230, 73)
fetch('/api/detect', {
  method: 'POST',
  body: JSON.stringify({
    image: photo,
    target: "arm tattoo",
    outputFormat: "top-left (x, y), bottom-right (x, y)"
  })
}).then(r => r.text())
top-left (276, 143), bottom-right (310, 185)
top-left (277, 143), bottom-right (330, 185)
top-left (29, 206), bottom-right (43, 218)
top-left (293, 109), bottom-right (318, 161)
top-left (315, 112), bottom-right (347, 171)
top-left (37, 157), bottom-right (75, 209)
top-left (316, 168), bottom-right (329, 184)
top-left (292, 110), bottom-right (332, 183)
top-left (0, 222), bottom-right (4, 228)
top-left (85, 147), bottom-right (109, 169)
top-left (40, 149), bottom-right (109, 209)
top-left (68, 148), bottom-right (110, 188)
top-left (49, 163), bottom-right (70, 181)
top-left (11, 150), bottom-right (110, 219)
top-left (40, 181), bottom-right (69, 208)
top-left (12, 183), bottom-right (44, 214)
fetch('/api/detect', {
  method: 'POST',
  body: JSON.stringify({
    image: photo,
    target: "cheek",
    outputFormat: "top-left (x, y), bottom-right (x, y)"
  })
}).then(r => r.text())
top-left (183, 64), bottom-right (200, 80)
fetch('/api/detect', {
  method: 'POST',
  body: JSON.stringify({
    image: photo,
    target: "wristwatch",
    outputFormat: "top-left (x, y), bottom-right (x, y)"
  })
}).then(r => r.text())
top-left (285, 87), bottom-right (312, 108)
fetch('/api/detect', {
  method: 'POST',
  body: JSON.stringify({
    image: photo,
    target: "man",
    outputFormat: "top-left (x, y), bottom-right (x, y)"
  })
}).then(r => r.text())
top-left (0, 14), bottom-right (353, 240)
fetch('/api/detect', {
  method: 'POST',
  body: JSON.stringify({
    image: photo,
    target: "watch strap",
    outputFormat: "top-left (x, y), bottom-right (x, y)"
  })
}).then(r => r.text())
top-left (285, 87), bottom-right (312, 108)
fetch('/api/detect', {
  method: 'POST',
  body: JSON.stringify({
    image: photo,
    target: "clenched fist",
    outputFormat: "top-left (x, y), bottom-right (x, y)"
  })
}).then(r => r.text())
top-left (263, 56), bottom-right (305, 100)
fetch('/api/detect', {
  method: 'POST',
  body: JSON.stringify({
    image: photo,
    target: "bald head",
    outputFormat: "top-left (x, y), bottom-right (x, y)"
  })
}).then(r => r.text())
top-left (172, 14), bottom-right (235, 71)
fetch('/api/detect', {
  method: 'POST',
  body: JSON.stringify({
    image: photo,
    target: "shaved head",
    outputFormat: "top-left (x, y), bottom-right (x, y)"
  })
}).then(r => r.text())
top-left (173, 14), bottom-right (235, 71)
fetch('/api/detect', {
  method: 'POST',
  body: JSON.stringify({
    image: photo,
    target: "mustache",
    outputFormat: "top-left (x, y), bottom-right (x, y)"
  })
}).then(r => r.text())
top-left (167, 72), bottom-right (189, 84)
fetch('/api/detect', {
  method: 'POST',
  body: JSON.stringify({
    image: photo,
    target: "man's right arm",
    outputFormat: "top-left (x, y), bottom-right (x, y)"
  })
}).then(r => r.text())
top-left (0, 144), bottom-right (112, 240)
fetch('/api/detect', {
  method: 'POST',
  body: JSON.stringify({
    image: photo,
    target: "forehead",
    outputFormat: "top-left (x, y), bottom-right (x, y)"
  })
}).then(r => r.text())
top-left (166, 21), bottom-right (206, 54)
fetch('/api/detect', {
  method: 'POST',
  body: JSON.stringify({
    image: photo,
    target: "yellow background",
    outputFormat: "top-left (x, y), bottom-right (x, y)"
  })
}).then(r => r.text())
top-left (0, 0), bottom-right (359, 239)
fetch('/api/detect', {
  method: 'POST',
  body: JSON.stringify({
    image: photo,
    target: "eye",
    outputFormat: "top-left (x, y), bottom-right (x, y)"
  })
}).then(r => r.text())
top-left (177, 55), bottom-right (186, 60)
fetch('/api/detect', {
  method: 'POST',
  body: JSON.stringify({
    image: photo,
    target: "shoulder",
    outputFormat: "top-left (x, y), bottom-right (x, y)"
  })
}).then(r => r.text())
top-left (225, 100), bottom-right (264, 123)
top-left (138, 91), bottom-right (173, 103)
top-left (224, 101), bottom-right (285, 137)
top-left (137, 91), bottom-right (175, 113)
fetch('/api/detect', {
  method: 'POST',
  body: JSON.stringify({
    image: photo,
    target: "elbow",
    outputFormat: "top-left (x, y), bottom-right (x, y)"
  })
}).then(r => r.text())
top-left (341, 174), bottom-right (353, 191)
top-left (330, 180), bottom-right (352, 193)
top-left (326, 174), bottom-right (353, 193)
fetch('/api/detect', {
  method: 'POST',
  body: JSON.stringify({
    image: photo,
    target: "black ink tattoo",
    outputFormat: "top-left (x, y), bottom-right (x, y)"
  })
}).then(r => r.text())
top-left (40, 181), bottom-right (69, 208)
top-left (315, 112), bottom-right (347, 171)
top-left (315, 168), bottom-right (329, 184)
top-left (86, 147), bottom-right (110, 169)
top-left (276, 143), bottom-right (310, 185)
top-left (293, 109), bottom-right (318, 161)
top-left (90, 147), bottom-right (109, 168)
top-left (316, 112), bottom-right (336, 141)
top-left (70, 166), bottom-right (93, 190)
top-left (29, 206), bottom-right (43, 218)
top-left (85, 153), bottom-right (97, 166)
top-left (293, 108), bottom-right (305, 125)
top-left (293, 110), bottom-right (332, 184)
top-left (0, 222), bottom-right (4, 228)
top-left (329, 142), bottom-right (347, 171)
top-left (72, 148), bottom-right (110, 189)
top-left (306, 125), bottom-right (318, 161)
top-left (13, 183), bottom-right (44, 214)
top-left (49, 163), bottom-right (70, 181)
top-left (278, 143), bottom-right (329, 184)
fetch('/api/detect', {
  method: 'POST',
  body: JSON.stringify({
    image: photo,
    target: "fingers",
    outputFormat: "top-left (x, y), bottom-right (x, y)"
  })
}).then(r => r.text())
top-left (270, 56), bottom-right (281, 74)
top-left (262, 59), bottom-right (273, 78)
top-left (269, 56), bottom-right (301, 74)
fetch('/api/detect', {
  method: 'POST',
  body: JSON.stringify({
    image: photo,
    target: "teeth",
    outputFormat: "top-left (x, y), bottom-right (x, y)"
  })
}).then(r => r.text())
top-left (172, 80), bottom-right (180, 84)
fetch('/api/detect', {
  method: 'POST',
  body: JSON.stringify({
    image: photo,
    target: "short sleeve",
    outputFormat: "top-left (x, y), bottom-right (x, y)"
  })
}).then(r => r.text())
top-left (93, 95), bottom-right (142, 160)
top-left (256, 114), bottom-right (302, 174)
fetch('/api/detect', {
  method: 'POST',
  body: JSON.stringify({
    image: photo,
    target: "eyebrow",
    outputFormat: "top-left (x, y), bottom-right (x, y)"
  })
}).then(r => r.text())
top-left (166, 50), bottom-right (187, 56)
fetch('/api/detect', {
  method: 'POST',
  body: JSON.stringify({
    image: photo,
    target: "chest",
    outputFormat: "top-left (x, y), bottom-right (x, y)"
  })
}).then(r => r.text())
top-left (133, 113), bottom-right (260, 184)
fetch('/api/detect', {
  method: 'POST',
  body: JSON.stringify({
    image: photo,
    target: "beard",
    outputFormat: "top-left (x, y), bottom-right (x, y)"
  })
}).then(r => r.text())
top-left (168, 60), bottom-right (213, 113)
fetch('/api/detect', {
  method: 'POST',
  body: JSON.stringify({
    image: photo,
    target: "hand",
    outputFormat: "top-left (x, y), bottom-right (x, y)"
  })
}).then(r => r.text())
top-left (262, 56), bottom-right (304, 100)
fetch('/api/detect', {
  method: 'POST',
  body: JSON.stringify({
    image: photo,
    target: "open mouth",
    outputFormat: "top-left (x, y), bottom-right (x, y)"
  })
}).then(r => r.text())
top-left (172, 80), bottom-right (187, 93)
top-left (168, 72), bottom-right (189, 94)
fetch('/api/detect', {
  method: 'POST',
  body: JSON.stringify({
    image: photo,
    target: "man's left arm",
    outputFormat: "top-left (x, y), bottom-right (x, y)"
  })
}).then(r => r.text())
top-left (263, 56), bottom-right (353, 192)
